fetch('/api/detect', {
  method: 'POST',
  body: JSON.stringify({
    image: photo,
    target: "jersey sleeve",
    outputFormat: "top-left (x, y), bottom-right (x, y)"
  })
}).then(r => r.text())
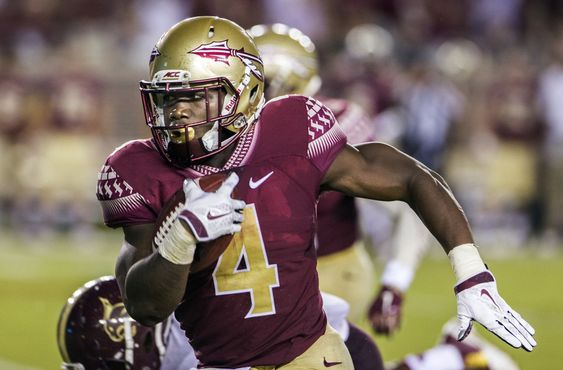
top-left (96, 143), bottom-right (156, 228)
top-left (321, 98), bottom-right (376, 144)
top-left (304, 97), bottom-right (348, 175)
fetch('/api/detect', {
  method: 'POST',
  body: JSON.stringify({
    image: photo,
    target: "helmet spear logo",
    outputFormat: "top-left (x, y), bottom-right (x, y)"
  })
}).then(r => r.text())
top-left (189, 40), bottom-right (263, 81)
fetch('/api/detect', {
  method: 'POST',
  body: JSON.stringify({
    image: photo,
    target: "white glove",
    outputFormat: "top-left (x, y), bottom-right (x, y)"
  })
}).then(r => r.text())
top-left (178, 172), bottom-right (245, 242)
top-left (455, 270), bottom-right (536, 351)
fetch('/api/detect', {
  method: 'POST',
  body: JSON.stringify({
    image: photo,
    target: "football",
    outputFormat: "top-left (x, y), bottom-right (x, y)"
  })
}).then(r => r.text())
top-left (153, 172), bottom-right (237, 273)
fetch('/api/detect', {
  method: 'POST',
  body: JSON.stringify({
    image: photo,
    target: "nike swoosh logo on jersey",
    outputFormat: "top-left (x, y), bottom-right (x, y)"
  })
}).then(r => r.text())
top-left (206, 211), bottom-right (230, 220)
top-left (249, 171), bottom-right (274, 189)
top-left (480, 289), bottom-right (501, 309)
top-left (323, 357), bottom-right (342, 367)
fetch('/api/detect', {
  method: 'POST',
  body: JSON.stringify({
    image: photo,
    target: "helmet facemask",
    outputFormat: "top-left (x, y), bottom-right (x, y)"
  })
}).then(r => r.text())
top-left (141, 71), bottom-right (253, 167)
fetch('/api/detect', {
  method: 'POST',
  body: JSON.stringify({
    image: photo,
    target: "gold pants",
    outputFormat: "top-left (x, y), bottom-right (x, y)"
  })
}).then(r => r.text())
top-left (316, 241), bottom-right (376, 323)
top-left (252, 325), bottom-right (354, 370)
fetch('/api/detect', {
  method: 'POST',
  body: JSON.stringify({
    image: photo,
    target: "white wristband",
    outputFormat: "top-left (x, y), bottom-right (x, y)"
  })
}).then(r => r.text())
top-left (155, 218), bottom-right (197, 265)
top-left (381, 259), bottom-right (415, 292)
top-left (448, 243), bottom-right (487, 282)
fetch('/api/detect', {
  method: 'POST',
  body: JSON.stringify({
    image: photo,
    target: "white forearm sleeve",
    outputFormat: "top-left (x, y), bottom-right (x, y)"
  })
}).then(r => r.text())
top-left (448, 243), bottom-right (487, 282)
top-left (155, 219), bottom-right (197, 265)
top-left (381, 260), bottom-right (415, 292)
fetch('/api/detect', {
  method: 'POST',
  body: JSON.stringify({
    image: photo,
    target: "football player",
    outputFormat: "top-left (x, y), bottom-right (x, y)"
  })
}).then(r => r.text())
top-left (96, 16), bottom-right (535, 370)
top-left (57, 275), bottom-right (196, 370)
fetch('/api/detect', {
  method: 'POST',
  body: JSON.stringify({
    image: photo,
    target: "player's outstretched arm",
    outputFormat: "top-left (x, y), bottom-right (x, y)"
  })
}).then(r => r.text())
top-left (323, 142), bottom-right (536, 351)
top-left (323, 143), bottom-right (472, 250)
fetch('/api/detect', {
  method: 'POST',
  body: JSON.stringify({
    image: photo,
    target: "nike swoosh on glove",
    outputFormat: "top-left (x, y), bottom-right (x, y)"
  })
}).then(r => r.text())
top-left (454, 270), bottom-right (536, 351)
top-left (178, 172), bottom-right (246, 242)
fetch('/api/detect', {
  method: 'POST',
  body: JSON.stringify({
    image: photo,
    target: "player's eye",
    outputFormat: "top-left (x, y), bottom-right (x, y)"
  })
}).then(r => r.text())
top-left (162, 92), bottom-right (205, 107)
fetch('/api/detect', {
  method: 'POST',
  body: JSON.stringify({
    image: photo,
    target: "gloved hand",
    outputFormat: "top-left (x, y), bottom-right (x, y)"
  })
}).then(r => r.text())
top-left (368, 285), bottom-right (403, 335)
top-left (178, 172), bottom-right (246, 242)
top-left (455, 270), bottom-right (536, 351)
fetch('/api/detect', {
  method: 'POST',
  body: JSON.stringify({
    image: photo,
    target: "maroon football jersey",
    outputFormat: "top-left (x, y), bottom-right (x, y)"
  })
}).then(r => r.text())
top-left (315, 97), bottom-right (374, 257)
top-left (96, 95), bottom-right (347, 367)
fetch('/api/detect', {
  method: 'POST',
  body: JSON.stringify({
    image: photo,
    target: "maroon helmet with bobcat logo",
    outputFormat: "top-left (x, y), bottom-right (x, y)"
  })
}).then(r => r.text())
top-left (57, 276), bottom-right (169, 370)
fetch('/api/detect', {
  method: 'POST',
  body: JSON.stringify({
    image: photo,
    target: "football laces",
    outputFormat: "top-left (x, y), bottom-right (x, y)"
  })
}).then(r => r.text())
top-left (153, 202), bottom-right (184, 250)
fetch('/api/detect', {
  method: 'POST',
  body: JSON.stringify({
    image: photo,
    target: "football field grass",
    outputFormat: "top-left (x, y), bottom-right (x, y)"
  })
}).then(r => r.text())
top-left (0, 231), bottom-right (561, 369)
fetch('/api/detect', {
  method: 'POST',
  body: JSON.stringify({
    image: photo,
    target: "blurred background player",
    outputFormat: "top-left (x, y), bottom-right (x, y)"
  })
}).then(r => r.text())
top-left (387, 318), bottom-right (520, 370)
top-left (248, 23), bottom-right (521, 370)
top-left (57, 275), bottom-right (196, 370)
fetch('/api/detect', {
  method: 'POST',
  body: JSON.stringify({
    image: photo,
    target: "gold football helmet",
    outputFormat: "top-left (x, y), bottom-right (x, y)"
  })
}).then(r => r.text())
top-left (140, 16), bottom-right (265, 167)
top-left (248, 24), bottom-right (321, 100)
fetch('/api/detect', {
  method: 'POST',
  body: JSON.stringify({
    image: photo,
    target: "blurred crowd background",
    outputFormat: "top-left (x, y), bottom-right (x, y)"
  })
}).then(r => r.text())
top-left (1, 0), bottom-right (563, 249)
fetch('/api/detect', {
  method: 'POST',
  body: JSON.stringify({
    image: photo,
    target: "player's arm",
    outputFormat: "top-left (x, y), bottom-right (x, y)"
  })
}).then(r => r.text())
top-left (323, 142), bottom-right (536, 351)
top-left (115, 173), bottom-right (245, 327)
top-left (323, 142), bottom-right (472, 251)
top-left (115, 223), bottom-right (191, 327)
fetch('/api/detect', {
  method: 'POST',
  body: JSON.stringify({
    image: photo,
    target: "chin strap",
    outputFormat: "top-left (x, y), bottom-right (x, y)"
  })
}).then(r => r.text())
top-left (220, 94), bottom-right (266, 149)
top-left (202, 122), bottom-right (220, 151)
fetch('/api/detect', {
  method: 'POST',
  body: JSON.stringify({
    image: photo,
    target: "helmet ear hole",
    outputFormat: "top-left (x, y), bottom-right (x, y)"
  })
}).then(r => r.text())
top-left (249, 85), bottom-right (259, 104)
